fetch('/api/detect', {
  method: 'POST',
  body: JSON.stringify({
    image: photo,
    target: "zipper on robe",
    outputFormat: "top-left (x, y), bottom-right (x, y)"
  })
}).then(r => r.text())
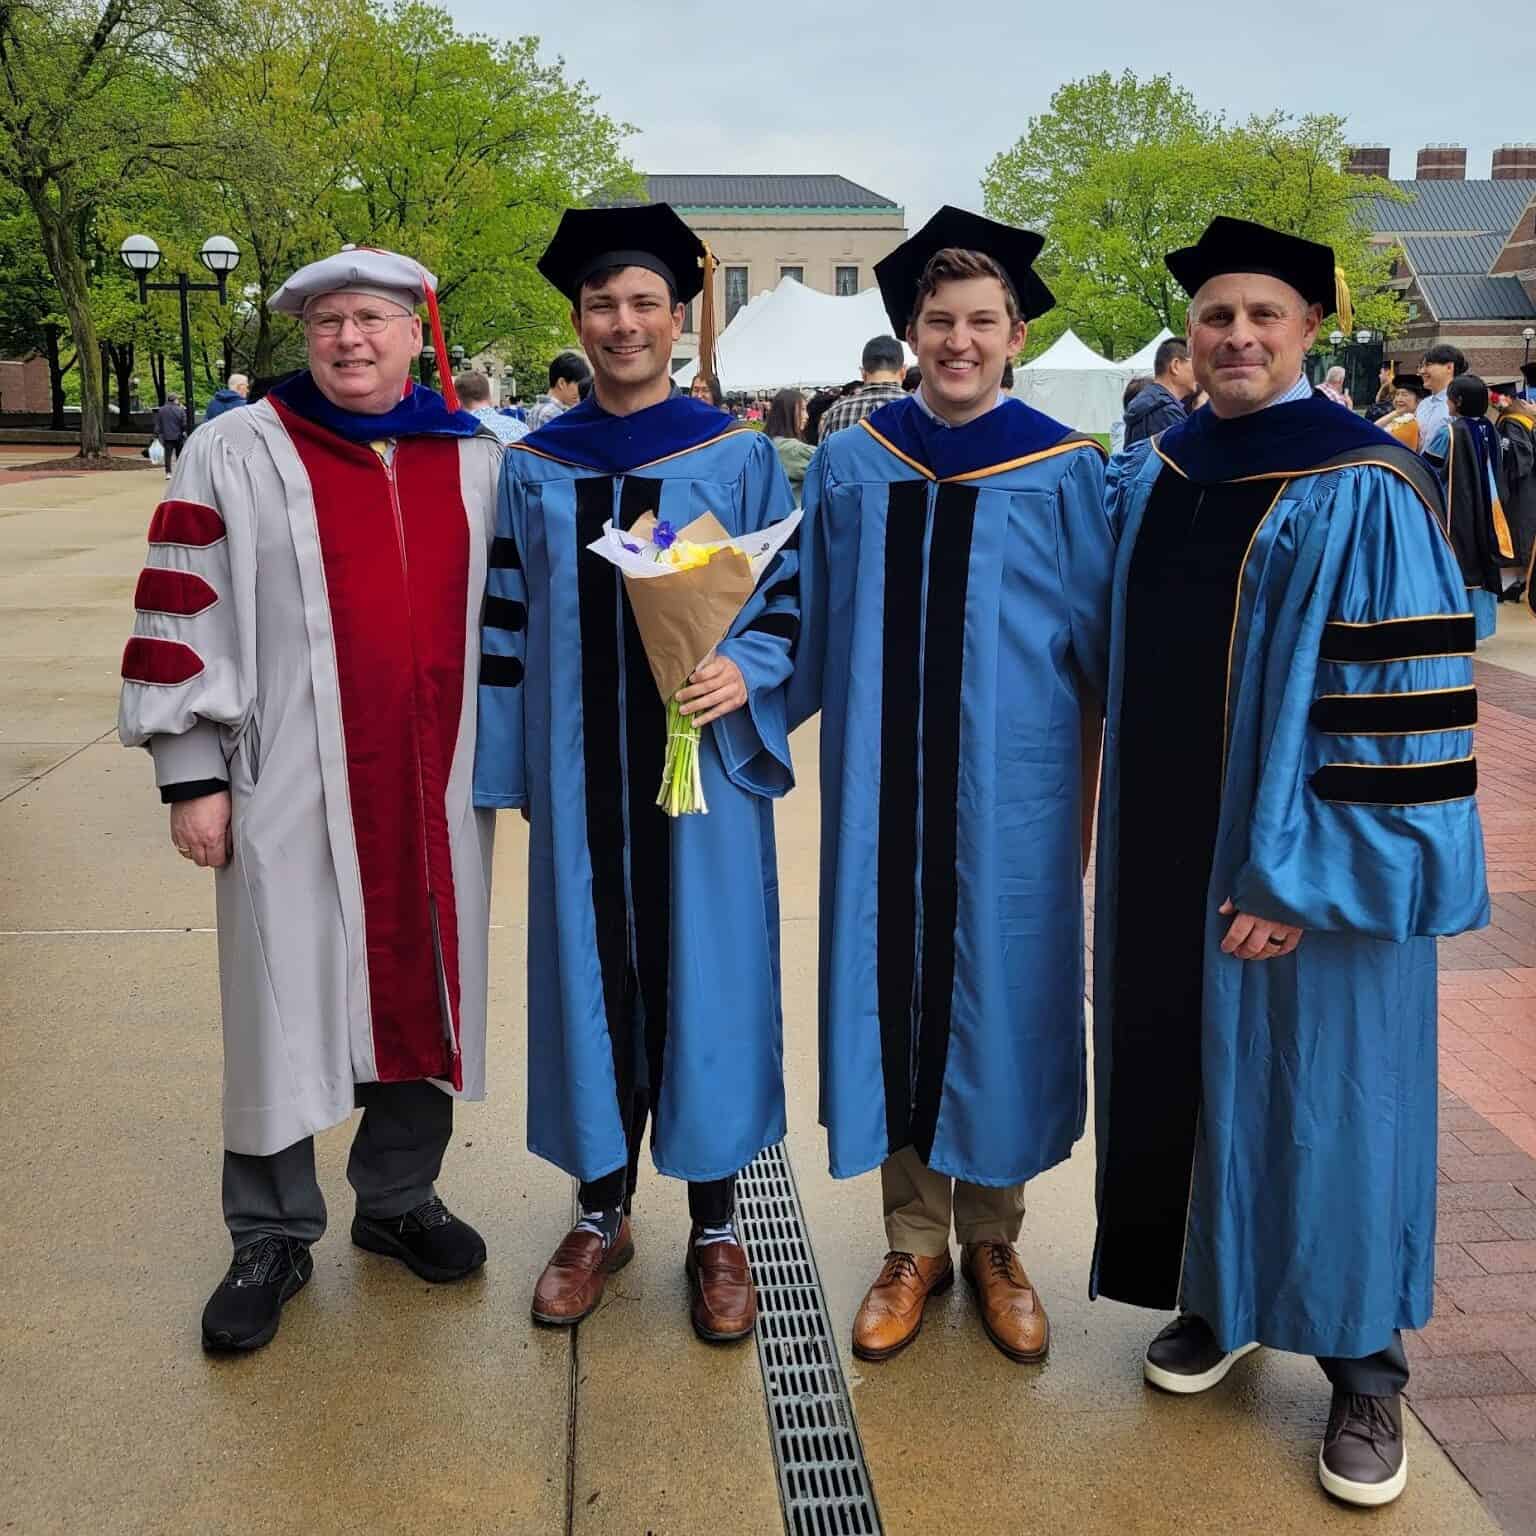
top-left (381, 446), bottom-right (461, 1076)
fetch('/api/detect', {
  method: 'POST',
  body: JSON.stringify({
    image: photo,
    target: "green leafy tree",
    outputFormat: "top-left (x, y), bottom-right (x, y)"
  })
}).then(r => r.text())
top-left (984, 74), bottom-right (1407, 362)
top-left (318, 2), bottom-right (638, 375)
top-left (0, 1), bottom-right (223, 459)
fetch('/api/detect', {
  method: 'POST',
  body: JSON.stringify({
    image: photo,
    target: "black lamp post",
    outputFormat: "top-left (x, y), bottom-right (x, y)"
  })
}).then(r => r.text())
top-left (420, 343), bottom-right (437, 390)
top-left (1524, 327), bottom-right (1535, 372)
top-left (120, 234), bottom-right (241, 428)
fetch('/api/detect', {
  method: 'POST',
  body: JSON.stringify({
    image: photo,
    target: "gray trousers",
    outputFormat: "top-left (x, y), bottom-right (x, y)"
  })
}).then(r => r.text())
top-left (1318, 1331), bottom-right (1410, 1397)
top-left (222, 1080), bottom-right (453, 1247)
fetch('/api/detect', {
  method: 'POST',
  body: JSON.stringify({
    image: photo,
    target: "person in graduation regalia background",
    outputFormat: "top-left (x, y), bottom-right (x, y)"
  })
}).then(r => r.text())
top-left (1093, 217), bottom-right (1489, 1509)
top-left (1422, 373), bottom-right (1515, 635)
top-left (118, 247), bottom-right (502, 1353)
top-left (473, 204), bottom-right (799, 1345)
top-left (790, 208), bottom-right (1114, 1365)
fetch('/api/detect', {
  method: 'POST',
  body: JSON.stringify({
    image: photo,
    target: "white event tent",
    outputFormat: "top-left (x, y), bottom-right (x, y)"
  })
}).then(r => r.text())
top-left (1010, 329), bottom-right (1131, 435)
top-left (1119, 327), bottom-right (1176, 373)
top-left (674, 276), bottom-right (913, 393)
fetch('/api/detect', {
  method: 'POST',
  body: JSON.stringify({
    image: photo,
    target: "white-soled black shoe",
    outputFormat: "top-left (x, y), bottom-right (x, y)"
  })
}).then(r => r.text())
top-left (201, 1235), bottom-right (313, 1352)
top-left (1319, 1391), bottom-right (1407, 1506)
top-left (1144, 1313), bottom-right (1261, 1394)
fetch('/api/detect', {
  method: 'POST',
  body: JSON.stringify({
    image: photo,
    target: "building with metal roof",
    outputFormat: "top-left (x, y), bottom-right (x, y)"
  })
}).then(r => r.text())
top-left (1357, 179), bottom-right (1536, 236)
top-left (1355, 168), bottom-right (1536, 379)
top-left (639, 175), bottom-right (900, 212)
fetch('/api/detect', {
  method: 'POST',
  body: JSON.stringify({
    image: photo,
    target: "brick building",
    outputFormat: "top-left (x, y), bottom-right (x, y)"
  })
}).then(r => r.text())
top-left (1351, 147), bottom-right (1536, 382)
top-left (0, 355), bottom-right (50, 414)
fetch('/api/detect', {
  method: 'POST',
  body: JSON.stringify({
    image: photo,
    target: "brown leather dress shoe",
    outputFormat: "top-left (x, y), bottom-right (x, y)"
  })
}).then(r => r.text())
top-left (962, 1241), bottom-right (1048, 1362)
top-left (852, 1250), bottom-right (955, 1361)
top-left (685, 1230), bottom-right (757, 1342)
top-left (530, 1218), bottom-right (633, 1326)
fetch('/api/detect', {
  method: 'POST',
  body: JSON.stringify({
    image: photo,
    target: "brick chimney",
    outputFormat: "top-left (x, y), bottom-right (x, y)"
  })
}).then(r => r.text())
top-left (1417, 145), bottom-right (1467, 180)
top-left (1346, 145), bottom-right (1391, 178)
top-left (1493, 145), bottom-right (1536, 180)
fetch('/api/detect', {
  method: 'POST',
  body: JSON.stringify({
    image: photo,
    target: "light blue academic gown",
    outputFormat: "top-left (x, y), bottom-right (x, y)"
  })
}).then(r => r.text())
top-left (1092, 410), bottom-right (1489, 1360)
top-left (790, 393), bottom-right (1114, 1185)
top-left (473, 396), bottom-right (799, 1184)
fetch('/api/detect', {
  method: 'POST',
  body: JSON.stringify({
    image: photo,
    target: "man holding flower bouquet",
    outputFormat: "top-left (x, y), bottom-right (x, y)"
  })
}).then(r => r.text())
top-left (473, 205), bottom-right (800, 1344)
top-left (790, 208), bottom-right (1115, 1366)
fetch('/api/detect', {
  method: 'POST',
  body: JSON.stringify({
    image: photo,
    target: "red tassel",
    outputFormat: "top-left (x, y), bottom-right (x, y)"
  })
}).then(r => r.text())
top-left (422, 271), bottom-right (458, 413)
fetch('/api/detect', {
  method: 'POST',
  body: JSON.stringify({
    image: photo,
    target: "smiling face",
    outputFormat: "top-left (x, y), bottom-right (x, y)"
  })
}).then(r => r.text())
top-left (908, 274), bottom-right (1026, 426)
top-left (1393, 387), bottom-right (1418, 414)
top-left (1185, 273), bottom-right (1321, 418)
top-left (304, 291), bottom-right (422, 414)
top-left (1421, 356), bottom-right (1455, 395)
top-left (574, 266), bottom-right (683, 411)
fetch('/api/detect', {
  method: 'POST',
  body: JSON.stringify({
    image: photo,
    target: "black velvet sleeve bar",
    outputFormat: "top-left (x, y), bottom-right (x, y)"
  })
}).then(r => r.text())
top-left (160, 777), bottom-right (229, 804)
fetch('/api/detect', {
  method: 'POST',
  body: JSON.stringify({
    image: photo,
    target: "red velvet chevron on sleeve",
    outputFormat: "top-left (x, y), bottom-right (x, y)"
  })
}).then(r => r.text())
top-left (133, 568), bottom-right (219, 617)
top-left (147, 500), bottom-right (226, 547)
top-left (121, 636), bottom-right (205, 685)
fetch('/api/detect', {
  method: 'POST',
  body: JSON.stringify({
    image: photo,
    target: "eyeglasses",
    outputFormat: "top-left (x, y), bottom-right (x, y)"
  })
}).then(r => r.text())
top-left (304, 310), bottom-right (411, 337)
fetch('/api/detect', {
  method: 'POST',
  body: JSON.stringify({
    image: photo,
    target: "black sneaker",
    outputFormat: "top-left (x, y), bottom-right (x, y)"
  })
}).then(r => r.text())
top-left (1319, 1391), bottom-right (1407, 1506)
top-left (351, 1196), bottom-right (486, 1283)
top-left (201, 1235), bottom-right (313, 1352)
top-left (1143, 1313), bottom-right (1261, 1394)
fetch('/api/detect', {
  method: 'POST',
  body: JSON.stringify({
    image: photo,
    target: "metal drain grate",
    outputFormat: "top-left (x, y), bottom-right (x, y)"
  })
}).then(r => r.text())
top-left (737, 1141), bottom-right (883, 1536)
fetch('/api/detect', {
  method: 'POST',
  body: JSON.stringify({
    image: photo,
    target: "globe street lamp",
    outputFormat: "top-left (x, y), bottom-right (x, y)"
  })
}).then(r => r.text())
top-left (120, 232), bottom-right (241, 427)
top-left (1524, 326), bottom-right (1535, 370)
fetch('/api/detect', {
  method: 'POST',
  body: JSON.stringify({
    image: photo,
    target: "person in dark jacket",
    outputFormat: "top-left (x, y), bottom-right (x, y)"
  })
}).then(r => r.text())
top-left (152, 394), bottom-right (190, 478)
top-left (202, 373), bottom-right (249, 423)
top-left (1121, 337), bottom-right (1194, 447)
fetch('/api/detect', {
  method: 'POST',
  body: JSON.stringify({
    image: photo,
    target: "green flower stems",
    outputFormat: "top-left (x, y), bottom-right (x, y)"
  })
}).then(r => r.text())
top-left (658, 694), bottom-right (709, 816)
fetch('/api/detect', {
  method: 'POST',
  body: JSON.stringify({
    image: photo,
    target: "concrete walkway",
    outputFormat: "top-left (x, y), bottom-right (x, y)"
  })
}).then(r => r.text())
top-left (0, 465), bottom-right (1507, 1535)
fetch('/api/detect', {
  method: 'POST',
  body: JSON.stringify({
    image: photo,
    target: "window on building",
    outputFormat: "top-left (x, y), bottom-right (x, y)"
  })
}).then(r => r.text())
top-left (725, 266), bottom-right (749, 323)
top-left (1406, 302), bottom-right (1419, 320)
top-left (780, 265), bottom-right (804, 285)
top-left (835, 265), bottom-right (859, 296)
top-left (681, 301), bottom-right (695, 335)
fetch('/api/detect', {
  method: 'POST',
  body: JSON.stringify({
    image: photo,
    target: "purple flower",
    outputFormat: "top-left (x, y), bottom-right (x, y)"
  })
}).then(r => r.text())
top-left (621, 540), bottom-right (641, 553)
top-left (651, 520), bottom-right (677, 551)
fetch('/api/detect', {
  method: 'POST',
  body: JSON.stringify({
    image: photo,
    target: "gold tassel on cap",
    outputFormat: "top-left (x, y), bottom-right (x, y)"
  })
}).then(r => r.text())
top-left (1334, 265), bottom-right (1353, 334)
top-left (697, 242), bottom-right (719, 389)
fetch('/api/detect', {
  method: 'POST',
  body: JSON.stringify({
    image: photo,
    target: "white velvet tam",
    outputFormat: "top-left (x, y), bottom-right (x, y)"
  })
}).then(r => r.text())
top-left (268, 245), bottom-right (438, 316)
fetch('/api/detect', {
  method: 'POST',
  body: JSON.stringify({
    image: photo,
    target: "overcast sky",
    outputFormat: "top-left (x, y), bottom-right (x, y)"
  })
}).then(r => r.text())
top-left (448, 0), bottom-right (1533, 229)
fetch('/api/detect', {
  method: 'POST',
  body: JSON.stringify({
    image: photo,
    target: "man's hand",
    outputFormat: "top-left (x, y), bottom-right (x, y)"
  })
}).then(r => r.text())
top-left (170, 792), bottom-right (232, 869)
top-left (676, 655), bottom-right (748, 728)
top-left (1218, 898), bottom-right (1302, 960)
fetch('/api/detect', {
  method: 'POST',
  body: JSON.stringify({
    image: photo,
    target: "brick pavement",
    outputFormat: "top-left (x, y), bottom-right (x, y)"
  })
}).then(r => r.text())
top-left (1409, 664), bottom-right (1536, 1535)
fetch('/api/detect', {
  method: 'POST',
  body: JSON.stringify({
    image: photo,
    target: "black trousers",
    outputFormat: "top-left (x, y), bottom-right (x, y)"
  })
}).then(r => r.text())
top-left (1318, 1331), bottom-right (1410, 1397)
top-left (577, 1082), bottom-right (736, 1227)
top-left (162, 437), bottom-right (185, 474)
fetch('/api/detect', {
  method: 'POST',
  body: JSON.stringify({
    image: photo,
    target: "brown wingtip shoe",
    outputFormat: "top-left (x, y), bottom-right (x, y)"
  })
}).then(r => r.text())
top-left (685, 1230), bottom-right (757, 1343)
top-left (852, 1250), bottom-right (955, 1361)
top-left (530, 1217), bottom-right (634, 1326)
top-left (962, 1241), bottom-right (1049, 1363)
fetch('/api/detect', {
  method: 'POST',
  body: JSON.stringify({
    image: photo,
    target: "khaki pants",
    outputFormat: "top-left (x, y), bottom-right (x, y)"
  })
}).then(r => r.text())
top-left (881, 1145), bottom-right (1027, 1258)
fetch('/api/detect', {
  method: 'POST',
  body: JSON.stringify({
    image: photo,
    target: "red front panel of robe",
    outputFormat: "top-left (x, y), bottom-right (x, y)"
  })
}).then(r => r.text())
top-left (274, 401), bottom-right (468, 1086)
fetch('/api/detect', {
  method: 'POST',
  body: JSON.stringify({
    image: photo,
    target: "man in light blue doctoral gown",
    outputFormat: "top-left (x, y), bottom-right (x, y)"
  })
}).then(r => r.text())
top-left (791, 207), bottom-right (1114, 1365)
top-left (1093, 217), bottom-right (1489, 1509)
top-left (474, 204), bottom-right (799, 1346)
